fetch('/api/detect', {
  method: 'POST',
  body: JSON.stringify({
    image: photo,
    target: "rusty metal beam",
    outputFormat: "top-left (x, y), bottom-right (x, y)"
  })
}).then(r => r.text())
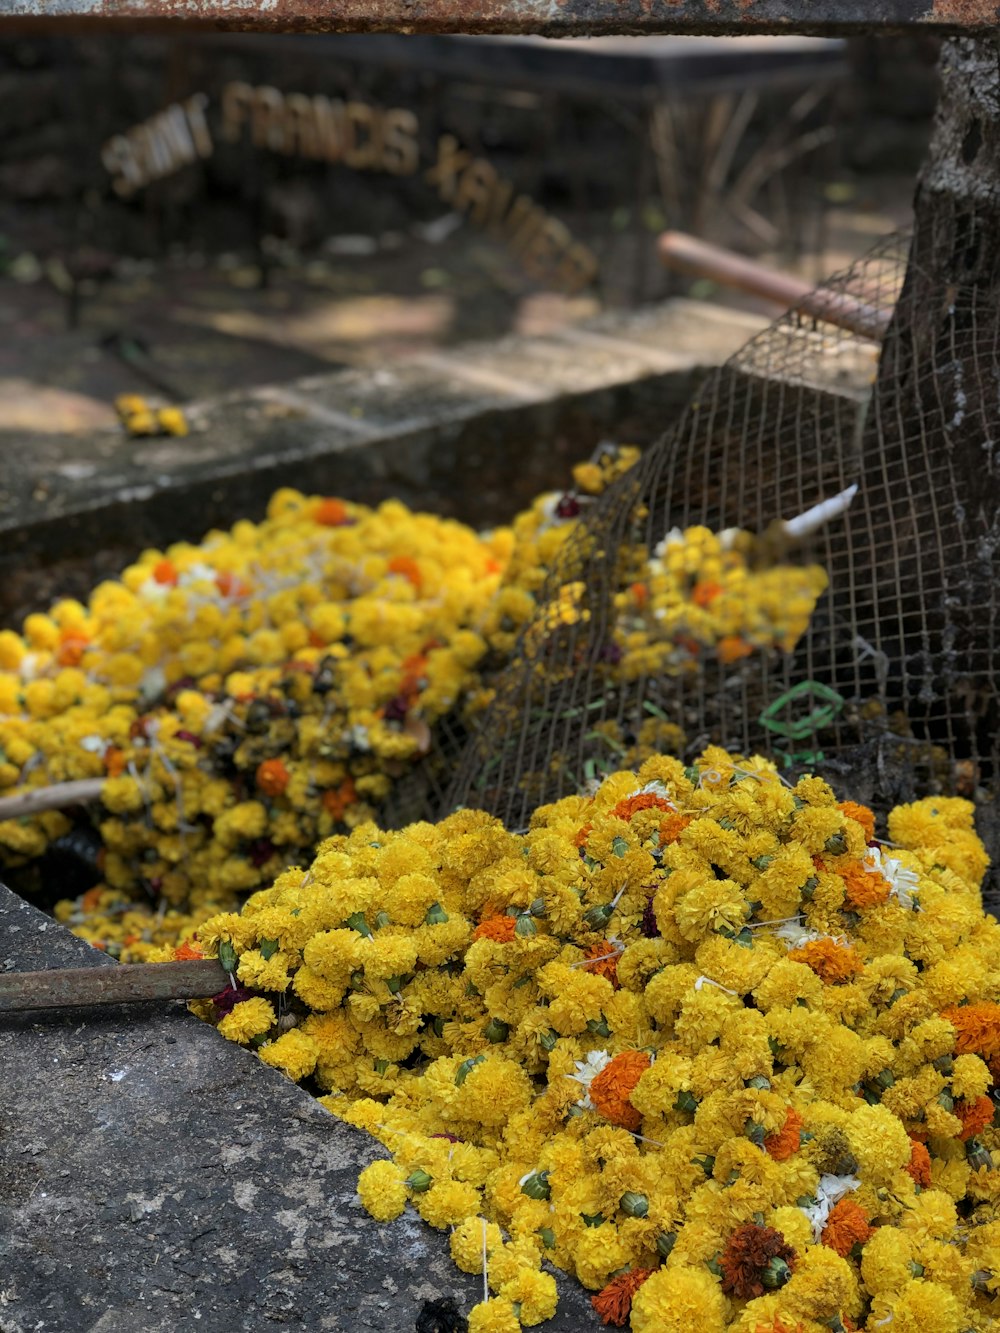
top-left (0, 0), bottom-right (995, 35)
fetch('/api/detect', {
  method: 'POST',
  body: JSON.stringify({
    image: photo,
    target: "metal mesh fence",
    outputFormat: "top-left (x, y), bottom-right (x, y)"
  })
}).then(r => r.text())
top-left (443, 232), bottom-right (1000, 898)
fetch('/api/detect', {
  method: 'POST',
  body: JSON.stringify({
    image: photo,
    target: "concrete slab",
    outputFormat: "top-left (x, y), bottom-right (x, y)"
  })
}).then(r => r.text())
top-left (0, 883), bottom-right (599, 1333)
top-left (0, 296), bottom-right (768, 628)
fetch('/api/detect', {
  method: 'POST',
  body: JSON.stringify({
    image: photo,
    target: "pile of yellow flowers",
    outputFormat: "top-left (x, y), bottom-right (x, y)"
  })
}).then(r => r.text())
top-left (0, 488), bottom-right (509, 946)
top-left (196, 748), bottom-right (1000, 1333)
top-left (2, 451), bottom-right (833, 961)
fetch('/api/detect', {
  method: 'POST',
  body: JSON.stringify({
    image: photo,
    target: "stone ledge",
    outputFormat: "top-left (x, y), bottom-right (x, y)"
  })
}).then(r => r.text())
top-left (0, 883), bottom-right (598, 1332)
top-left (0, 297), bottom-right (766, 627)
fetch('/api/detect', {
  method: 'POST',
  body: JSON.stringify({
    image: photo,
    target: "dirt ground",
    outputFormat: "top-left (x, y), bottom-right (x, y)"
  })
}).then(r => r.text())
top-left (0, 168), bottom-right (917, 435)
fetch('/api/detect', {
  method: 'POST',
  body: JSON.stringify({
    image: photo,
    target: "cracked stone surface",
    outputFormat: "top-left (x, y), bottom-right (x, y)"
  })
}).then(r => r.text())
top-left (0, 884), bottom-right (599, 1332)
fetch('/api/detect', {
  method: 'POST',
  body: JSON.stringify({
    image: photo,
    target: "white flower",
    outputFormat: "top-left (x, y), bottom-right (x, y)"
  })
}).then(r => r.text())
top-left (139, 667), bottom-right (167, 704)
top-left (19, 653), bottom-right (39, 681)
top-left (864, 846), bottom-right (920, 909)
top-left (137, 577), bottom-right (171, 604)
top-left (347, 725), bottom-right (371, 752)
top-left (802, 1173), bottom-right (860, 1241)
top-left (629, 780), bottom-right (676, 808)
top-left (180, 561), bottom-right (217, 586)
top-left (774, 919), bottom-right (824, 949)
top-left (567, 1050), bottom-right (612, 1110)
top-left (79, 735), bottom-right (107, 755)
top-left (694, 975), bottom-right (738, 996)
top-left (653, 527), bottom-right (685, 558)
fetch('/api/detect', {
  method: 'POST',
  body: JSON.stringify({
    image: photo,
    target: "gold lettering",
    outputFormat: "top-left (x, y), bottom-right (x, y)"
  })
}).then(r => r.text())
top-left (183, 93), bottom-right (214, 159)
top-left (284, 93), bottom-right (320, 159)
top-left (344, 101), bottom-right (381, 170)
top-left (522, 216), bottom-right (571, 281)
top-left (314, 96), bottom-right (349, 163)
top-left (101, 134), bottom-right (143, 198)
top-left (453, 159), bottom-right (498, 228)
top-left (381, 108), bottom-right (419, 177)
top-left (502, 195), bottom-right (547, 255)
top-left (486, 178), bottom-right (514, 234)
top-left (158, 105), bottom-right (198, 169)
top-left (556, 241), bottom-right (599, 295)
top-left (252, 86), bottom-right (288, 153)
top-left (221, 82), bottom-right (254, 144)
top-left (426, 134), bottom-right (472, 202)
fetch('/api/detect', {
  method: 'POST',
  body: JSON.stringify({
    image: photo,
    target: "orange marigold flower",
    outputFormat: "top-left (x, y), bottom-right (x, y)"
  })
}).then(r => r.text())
top-left (612, 792), bottom-right (672, 822)
top-left (388, 555), bottom-right (422, 590)
top-left (104, 745), bottom-right (127, 777)
top-left (256, 758), bottom-right (290, 798)
top-left (582, 940), bottom-right (620, 987)
top-left (56, 627), bottom-right (90, 667)
top-left (717, 635), bottom-right (754, 664)
top-left (764, 1107), bottom-right (804, 1161)
top-left (821, 1198), bottom-right (872, 1257)
top-left (80, 886), bottom-right (103, 912)
top-left (472, 915), bottom-right (518, 944)
top-left (658, 813), bottom-right (692, 844)
top-left (574, 822), bottom-right (593, 849)
top-left (322, 778), bottom-right (357, 822)
top-left (720, 1224), bottom-right (796, 1299)
top-left (630, 582), bottom-right (649, 609)
top-left (838, 801), bottom-right (875, 842)
top-left (692, 580), bottom-right (722, 608)
top-left (753, 1321), bottom-right (806, 1333)
top-left (173, 941), bottom-right (204, 961)
top-left (152, 558), bottom-right (178, 586)
top-left (943, 1002), bottom-right (1000, 1063)
top-left (591, 1268), bottom-right (654, 1327)
top-left (589, 1051), bottom-right (651, 1131)
top-left (905, 1138), bottom-right (932, 1188)
top-left (315, 497), bottom-right (349, 526)
top-left (840, 862), bottom-right (891, 910)
top-left (789, 938), bottom-right (864, 984)
top-left (956, 1095), bottom-right (995, 1141)
top-left (215, 570), bottom-right (249, 599)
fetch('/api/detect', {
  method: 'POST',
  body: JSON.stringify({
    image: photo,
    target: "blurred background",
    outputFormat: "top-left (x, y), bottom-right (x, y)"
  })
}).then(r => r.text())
top-left (0, 32), bottom-right (938, 433)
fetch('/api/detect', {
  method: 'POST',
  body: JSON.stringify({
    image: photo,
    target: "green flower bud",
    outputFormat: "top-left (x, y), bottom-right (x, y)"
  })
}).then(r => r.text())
top-left (801, 876), bottom-right (819, 900)
top-left (747, 1121), bottom-right (767, 1147)
top-left (344, 911), bottom-right (372, 938)
top-left (582, 1212), bottom-right (604, 1228)
top-left (587, 1017), bottom-right (611, 1038)
top-left (373, 1058), bottom-right (390, 1074)
top-left (966, 1140), bottom-right (994, 1172)
top-left (752, 855), bottom-right (774, 871)
top-left (539, 1028), bottom-right (559, 1053)
top-left (747, 1075), bottom-right (771, 1091)
top-left (620, 1192), bottom-right (648, 1218)
top-left (611, 836), bottom-right (629, 858)
top-left (529, 897), bottom-right (547, 918)
top-left (824, 833), bottom-right (848, 856)
top-left (938, 1091), bottom-right (955, 1113)
top-left (385, 975), bottom-right (404, 994)
top-left (374, 911), bottom-right (391, 930)
top-left (455, 1055), bottom-right (486, 1086)
top-left (538, 1228), bottom-right (555, 1249)
top-left (514, 913), bottom-right (537, 938)
top-left (484, 1017), bottom-right (510, 1044)
top-left (405, 1169), bottom-right (432, 1193)
top-left (218, 940), bottom-right (238, 975)
top-left (972, 1269), bottom-right (993, 1294)
top-left (692, 1155), bottom-right (715, 1176)
top-left (424, 903), bottom-right (449, 925)
top-left (520, 1171), bottom-right (551, 1201)
top-left (585, 902), bottom-right (615, 930)
top-left (674, 1090), bottom-right (699, 1114)
top-left (259, 938), bottom-right (279, 961)
top-left (656, 1232), bottom-right (677, 1259)
top-left (908, 1261), bottom-right (925, 1278)
top-left (762, 1257), bottom-right (792, 1290)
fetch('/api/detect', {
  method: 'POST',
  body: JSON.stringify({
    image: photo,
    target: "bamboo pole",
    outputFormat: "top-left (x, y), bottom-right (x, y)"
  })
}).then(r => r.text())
top-left (0, 778), bottom-right (104, 822)
top-left (0, 958), bottom-right (231, 1013)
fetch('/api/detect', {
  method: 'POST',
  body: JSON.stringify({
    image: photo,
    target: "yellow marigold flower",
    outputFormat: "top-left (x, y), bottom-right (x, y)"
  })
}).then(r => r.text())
top-left (217, 997), bottom-right (276, 1044)
top-left (630, 1264), bottom-right (729, 1333)
top-left (869, 1278), bottom-right (965, 1333)
top-left (357, 1159), bottom-right (408, 1222)
top-left (450, 1216), bottom-right (504, 1274)
top-left (415, 1178), bottom-right (481, 1229)
top-left (257, 1029), bottom-right (319, 1082)
top-left (467, 1298), bottom-right (520, 1333)
top-left (499, 1268), bottom-right (557, 1325)
top-left (236, 948), bottom-right (292, 993)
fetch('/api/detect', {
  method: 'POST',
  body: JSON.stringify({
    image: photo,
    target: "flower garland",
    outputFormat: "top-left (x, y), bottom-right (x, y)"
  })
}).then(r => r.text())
top-left (193, 748), bottom-right (1000, 1331)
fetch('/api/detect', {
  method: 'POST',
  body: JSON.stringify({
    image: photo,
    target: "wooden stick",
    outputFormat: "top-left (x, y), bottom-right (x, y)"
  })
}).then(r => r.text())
top-left (0, 958), bottom-right (231, 1013)
top-left (0, 778), bottom-right (104, 822)
top-left (657, 231), bottom-right (891, 339)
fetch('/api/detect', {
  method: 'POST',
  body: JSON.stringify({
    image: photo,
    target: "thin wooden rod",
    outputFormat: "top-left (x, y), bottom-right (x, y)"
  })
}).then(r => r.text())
top-left (0, 958), bottom-right (231, 1013)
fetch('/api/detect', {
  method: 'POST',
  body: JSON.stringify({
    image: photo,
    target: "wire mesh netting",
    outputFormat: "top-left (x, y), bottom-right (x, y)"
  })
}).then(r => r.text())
top-left (440, 231), bottom-right (999, 901)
